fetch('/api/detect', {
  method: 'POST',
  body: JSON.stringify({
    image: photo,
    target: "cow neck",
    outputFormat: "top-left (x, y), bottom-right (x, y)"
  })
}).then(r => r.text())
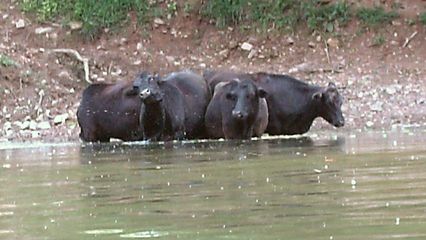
top-left (140, 100), bottom-right (165, 140)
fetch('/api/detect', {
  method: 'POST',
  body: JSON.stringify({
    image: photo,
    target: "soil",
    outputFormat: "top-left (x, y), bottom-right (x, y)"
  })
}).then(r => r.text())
top-left (1, 0), bottom-right (425, 142)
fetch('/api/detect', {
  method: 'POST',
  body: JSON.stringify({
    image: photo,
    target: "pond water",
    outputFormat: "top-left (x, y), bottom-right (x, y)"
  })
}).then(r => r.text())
top-left (1, 129), bottom-right (426, 240)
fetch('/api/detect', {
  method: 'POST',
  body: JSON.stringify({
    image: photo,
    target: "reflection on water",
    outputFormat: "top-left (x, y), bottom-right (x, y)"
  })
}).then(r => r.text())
top-left (1, 129), bottom-right (426, 240)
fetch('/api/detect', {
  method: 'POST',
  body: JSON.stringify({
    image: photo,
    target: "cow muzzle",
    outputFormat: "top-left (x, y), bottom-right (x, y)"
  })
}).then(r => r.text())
top-left (232, 110), bottom-right (246, 120)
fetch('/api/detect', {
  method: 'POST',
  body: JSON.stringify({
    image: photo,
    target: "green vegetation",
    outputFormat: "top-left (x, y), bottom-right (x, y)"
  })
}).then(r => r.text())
top-left (372, 34), bottom-right (385, 47)
top-left (356, 6), bottom-right (399, 27)
top-left (20, 0), bottom-right (157, 39)
top-left (420, 12), bottom-right (426, 25)
top-left (302, 1), bottom-right (351, 32)
top-left (0, 54), bottom-right (17, 67)
top-left (19, 0), bottom-right (407, 39)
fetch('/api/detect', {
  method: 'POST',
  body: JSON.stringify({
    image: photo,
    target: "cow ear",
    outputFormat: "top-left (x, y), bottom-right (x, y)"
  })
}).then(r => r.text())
top-left (125, 88), bottom-right (138, 96)
top-left (312, 91), bottom-right (323, 101)
top-left (258, 88), bottom-right (267, 98)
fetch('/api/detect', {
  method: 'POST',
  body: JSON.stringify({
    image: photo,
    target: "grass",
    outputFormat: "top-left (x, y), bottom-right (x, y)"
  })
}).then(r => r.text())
top-left (420, 12), bottom-right (426, 25)
top-left (302, 0), bottom-right (351, 32)
top-left (19, 0), bottom-right (408, 39)
top-left (372, 34), bottom-right (385, 47)
top-left (20, 0), bottom-right (156, 39)
top-left (356, 6), bottom-right (399, 27)
top-left (0, 54), bottom-right (18, 67)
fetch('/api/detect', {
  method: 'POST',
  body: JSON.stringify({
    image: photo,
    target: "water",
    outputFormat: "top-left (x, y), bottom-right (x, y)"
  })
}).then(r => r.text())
top-left (1, 129), bottom-right (426, 239)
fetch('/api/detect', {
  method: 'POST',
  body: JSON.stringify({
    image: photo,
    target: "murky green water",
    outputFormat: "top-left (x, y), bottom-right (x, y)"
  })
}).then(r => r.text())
top-left (1, 129), bottom-right (426, 240)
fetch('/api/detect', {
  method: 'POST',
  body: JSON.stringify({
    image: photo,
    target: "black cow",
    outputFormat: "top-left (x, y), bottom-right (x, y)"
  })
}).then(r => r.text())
top-left (205, 78), bottom-right (268, 139)
top-left (134, 70), bottom-right (210, 141)
top-left (77, 81), bottom-right (142, 142)
top-left (204, 70), bottom-right (345, 135)
top-left (251, 72), bottom-right (345, 135)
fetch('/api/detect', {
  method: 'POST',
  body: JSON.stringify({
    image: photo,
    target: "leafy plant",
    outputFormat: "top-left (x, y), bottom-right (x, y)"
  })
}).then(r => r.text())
top-left (420, 12), bottom-right (426, 25)
top-left (202, 0), bottom-right (247, 27)
top-left (356, 6), bottom-right (399, 27)
top-left (302, 0), bottom-right (351, 32)
top-left (251, 0), bottom-right (300, 31)
top-left (372, 34), bottom-right (385, 46)
top-left (0, 54), bottom-right (17, 67)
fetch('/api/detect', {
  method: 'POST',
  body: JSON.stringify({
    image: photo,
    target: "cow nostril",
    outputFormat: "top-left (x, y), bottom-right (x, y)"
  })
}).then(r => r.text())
top-left (232, 110), bottom-right (244, 119)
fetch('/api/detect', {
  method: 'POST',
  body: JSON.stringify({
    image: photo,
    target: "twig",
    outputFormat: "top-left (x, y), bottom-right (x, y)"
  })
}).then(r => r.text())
top-left (51, 48), bottom-right (92, 84)
top-left (402, 31), bottom-right (418, 48)
top-left (324, 39), bottom-right (331, 66)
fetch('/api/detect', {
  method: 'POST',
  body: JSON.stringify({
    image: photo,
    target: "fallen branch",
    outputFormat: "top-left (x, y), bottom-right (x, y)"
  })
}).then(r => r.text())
top-left (51, 48), bottom-right (92, 84)
top-left (402, 31), bottom-right (418, 48)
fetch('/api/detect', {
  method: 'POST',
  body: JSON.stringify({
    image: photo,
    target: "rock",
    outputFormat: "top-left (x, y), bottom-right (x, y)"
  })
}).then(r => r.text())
top-left (58, 71), bottom-right (71, 79)
top-left (385, 86), bottom-right (397, 95)
top-left (15, 19), bottom-right (25, 29)
top-left (37, 121), bottom-right (51, 130)
top-left (119, 38), bottom-right (128, 46)
top-left (136, 42), bottom-right (143, 51)
top-left (327, 38), bottom-right (339, 48)
top-left (228, 40), bottom-right (238, 49)
top-left (20, 121), bottom-right (30, 130)
top-left (248, 49), bottom-right (257, 59)
top-left (53, 113), bottom-right (69, 125)
top-left (69, 21), bottom-right (82, 30)
top-left (165, 56), bottom-right (175, 64)
top-left (29, 120), bottom-right (38, 130)
top-left (370, 102), bottom-right (383, 112)
top-left (218, 49), bottom-right (229, 60)
top-left (3, 122), bottom-right (12, 130)
top-left (241, 42), bottom-right (253, 51)
top-left (366, 121), bottom-right (374, 128)
top-left (308, 41), bottom-right (315, 48)
top-left (286, 37), bottom-right (294, 45)
top-left (31, 131), bottom-right (41, 139)
top-left (35, 27), bottom-right (54, 35)
top-left (154, 18), bottom-right (165, 25)
top-left (289, 62), bottom-right (314, 74)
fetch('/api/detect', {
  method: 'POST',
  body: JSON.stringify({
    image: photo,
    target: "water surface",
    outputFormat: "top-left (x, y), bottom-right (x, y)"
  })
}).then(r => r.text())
top-left (1, 129), bottom-right (426, 239)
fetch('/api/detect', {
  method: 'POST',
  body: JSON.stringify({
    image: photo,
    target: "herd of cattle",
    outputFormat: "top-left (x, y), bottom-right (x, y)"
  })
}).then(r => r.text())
top-left (77, 70), bottom-right (345, 142)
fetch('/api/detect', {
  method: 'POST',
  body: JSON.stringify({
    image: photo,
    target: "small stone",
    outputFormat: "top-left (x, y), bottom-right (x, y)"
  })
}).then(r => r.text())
top-left (69, 21), bottom-right (82, 30)
top-left (29, 120), bottom-right (37, 130)
top-left (286, 37), bottom-right (294, 45)
top-left (37, 121), bottom-right (51, 130)
top-left (229, 40), bottom-right (238, 49)
top-left (133, 60), bottom-right (142, 65)
top-left (53, 113), bottom-right (69, 125)
top-left (58, 71), bottom-right (71, 79)
top-left (385, 86), bottom-right (397, 95)
top-left (136, 42), bottom-right (143, 51)
top-left (370, 102), bottom-right (383, 112)
top-left (119, 38), bottom-right (128, 46)
top-left (165, 56), bottom-right (175, 63)
top-left (3, 122), bottom-right (12, 130)
top-left (241, 42), bottom-right (253, 51)
top-left (15, 19), bottom-right (25, 29)
top-left (366, 121), bottom-right (374, 128)
top-left (31, 131), bottom-right (41, 139)
top-left (316, 35), bottom-right (322, 42)
top-left (248, 49), bottom-right (257, 59)
top-left (289, 62), bottom-right (314, 74)
top-left (308, 41), bottom-right (316, 48)
top-left (154, 18), bottom-right (165, 25)
top-left (327, 38), bottom-right (339, 48)
top-left (20, 121), bottom-right (30, 130)
top-left (218, 49), bottom-right (229, 59)
top-left (35, 27), bottom-right (54, 35)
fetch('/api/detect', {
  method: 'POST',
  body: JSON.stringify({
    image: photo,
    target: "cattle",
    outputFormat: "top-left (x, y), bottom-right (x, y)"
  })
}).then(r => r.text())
top-left (77, 81), bottom-right (142, 142)
top-left (204, 78), bottom-right (268, 139)
top-left (204, 70), bottom-right (345, 135)
top-left (134, 70), bottom-right (211, 141)
top-left (251, 72), bottom-right (345, 135)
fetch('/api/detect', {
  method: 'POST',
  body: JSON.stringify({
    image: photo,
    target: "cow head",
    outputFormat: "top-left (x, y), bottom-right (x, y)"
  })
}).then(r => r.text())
top-left (133, 72), bottom-right (163, 104)
top-left (224, 79), bottom-right (267, 121)
top-left (312, 82), bottom-right (345, 127)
